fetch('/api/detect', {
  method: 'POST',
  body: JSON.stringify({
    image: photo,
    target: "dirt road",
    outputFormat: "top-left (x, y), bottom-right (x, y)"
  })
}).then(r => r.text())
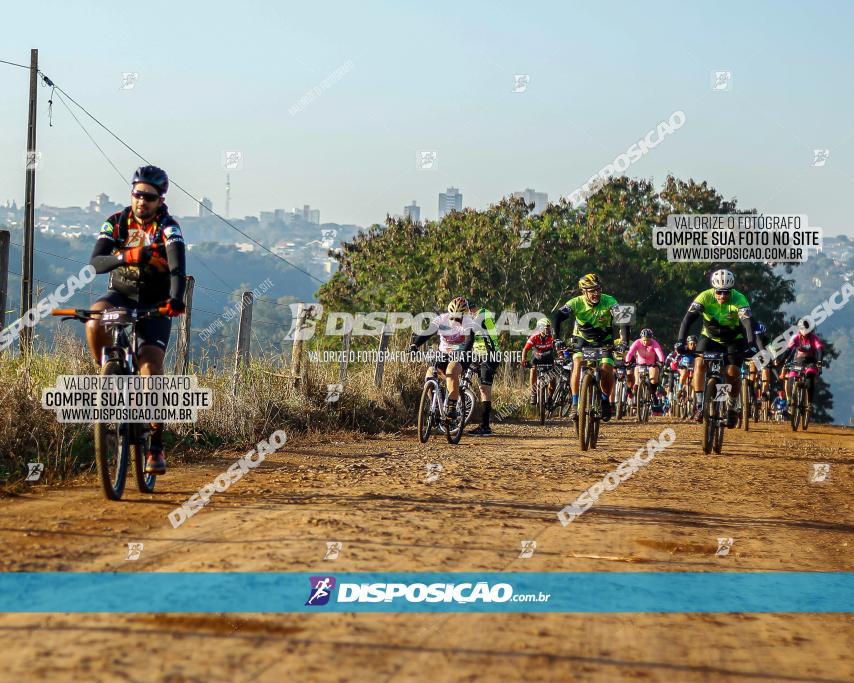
top-left (0, 417), bottom-right (852, 682)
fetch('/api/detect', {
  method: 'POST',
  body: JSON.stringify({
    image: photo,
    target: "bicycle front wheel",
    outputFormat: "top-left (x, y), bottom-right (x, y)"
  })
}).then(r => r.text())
top-left (741, 378), bottom-right (751, 431)
top-left (800, 385), bottom-right (810, 431)
top-left (94, 360), bottom-right (131, 500)
top-left (703, 378), bottom-right (717, 455)
top-left (446, 391), bottom-right (468, 444)
top-left (538, 382), bottom-right (547, 424)
top-left (790, 385), bottom-right (801, 432)
top-left (578, 373), bottom-right (595, 451)
top-left (417, 383), bottom-right (436, 443)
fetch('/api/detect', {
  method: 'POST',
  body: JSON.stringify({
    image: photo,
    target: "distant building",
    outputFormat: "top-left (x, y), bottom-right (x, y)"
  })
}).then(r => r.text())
top-left (87, 193), bottom-right (122, 216)
top-left (438, 187), bottom-right (462, 219)
top-left (404, 200), bottom-right (420, 222)
top-left (308, 209), bottom-right (320, 224)
top-left (511, 188), bottom-right (549, 215)
top-left (199, 196), bottom-right (213, 216)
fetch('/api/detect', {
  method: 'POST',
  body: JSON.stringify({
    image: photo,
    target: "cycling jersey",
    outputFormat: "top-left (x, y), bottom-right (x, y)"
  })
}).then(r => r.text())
top-left (91, 205), bottom-right (186, 303)
top-left (686, 288), bottom-right (752, 343)
top-left (524, 332), bottom-right (554, 357)
top-left (625, 338), bottom-right (665, 366)
top-left (664, 350), bottom-right (680, 371)
top-left (786, 332), bottom-right (823, 360)
top-left (557, 293), bottom-right (621, 343)
top-left (427, 313), bottom-right (476, 354)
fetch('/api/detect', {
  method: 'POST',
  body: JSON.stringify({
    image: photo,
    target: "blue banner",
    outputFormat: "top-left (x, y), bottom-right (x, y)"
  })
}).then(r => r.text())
top-left (1, 572), bottom-right (851, 613)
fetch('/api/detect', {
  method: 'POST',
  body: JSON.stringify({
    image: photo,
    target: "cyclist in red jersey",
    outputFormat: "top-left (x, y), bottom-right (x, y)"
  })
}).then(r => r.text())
top-left (521, 318), bottom-right (557, 405)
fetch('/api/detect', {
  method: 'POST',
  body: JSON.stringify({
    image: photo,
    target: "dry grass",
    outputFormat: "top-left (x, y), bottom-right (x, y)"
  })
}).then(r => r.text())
top-left (0, 332), bottom-right (529, 491)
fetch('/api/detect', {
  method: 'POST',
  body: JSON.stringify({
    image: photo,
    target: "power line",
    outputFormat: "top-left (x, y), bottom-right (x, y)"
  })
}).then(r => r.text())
top-left (0, 58), bottom-right (30, 69)
top-left (53, 89), bottom-right (127, 184)
top-left (47, 79), bottom-right (325, 285)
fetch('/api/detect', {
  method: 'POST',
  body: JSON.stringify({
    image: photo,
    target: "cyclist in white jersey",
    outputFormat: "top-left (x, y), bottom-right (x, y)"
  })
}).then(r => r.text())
top-left (410, 296), bottom-right (475, 421)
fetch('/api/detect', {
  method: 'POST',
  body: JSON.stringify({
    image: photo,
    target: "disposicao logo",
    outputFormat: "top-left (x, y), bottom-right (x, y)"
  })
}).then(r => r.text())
top-left (306, 576), bottom-right (336, 606)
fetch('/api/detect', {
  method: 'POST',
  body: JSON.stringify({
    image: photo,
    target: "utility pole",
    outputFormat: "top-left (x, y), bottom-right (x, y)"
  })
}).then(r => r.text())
top-left (20, 48), bottom-right (38, 353)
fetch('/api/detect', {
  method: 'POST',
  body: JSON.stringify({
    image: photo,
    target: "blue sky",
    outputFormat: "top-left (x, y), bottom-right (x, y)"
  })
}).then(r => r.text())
top-left (1, 0), bottom-right (852, 234)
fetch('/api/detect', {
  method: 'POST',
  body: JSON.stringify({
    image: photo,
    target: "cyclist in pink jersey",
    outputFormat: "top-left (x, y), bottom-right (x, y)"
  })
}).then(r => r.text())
top-left (625, 328), bottom-right (665, 408)
top-left (779, 318), bottom-right (824, 408)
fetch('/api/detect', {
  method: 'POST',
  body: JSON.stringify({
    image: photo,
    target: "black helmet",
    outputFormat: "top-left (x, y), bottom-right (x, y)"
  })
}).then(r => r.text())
top-left (132, 165), bottom-right (169, 195)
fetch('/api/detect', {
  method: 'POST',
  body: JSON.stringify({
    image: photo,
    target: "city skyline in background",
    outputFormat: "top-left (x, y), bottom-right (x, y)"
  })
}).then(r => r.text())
top-left (1, 2), bottom-right (852, 237)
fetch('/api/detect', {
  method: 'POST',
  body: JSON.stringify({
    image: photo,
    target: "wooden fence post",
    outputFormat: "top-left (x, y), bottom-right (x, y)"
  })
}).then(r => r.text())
top-left (290, 303), bottom-right (308, 379)
top-left (231, 291), bottom-right (253, 395)
top-left (0, 231), bottom-right (9, 348)
top-left (373, 323), bottom-right (391, 388)
top-left (173, 275), bottom-right (194, 374)
top-left (339, 330), bottom-right (351, 384)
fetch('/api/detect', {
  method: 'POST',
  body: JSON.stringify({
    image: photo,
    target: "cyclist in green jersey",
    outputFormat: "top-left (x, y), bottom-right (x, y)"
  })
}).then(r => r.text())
top-left (675, 269), bottom-right (760, 427)
top-left (552, 273), bottom-right (630, 422)
top-left (468, 302), bottom-right (500, 436)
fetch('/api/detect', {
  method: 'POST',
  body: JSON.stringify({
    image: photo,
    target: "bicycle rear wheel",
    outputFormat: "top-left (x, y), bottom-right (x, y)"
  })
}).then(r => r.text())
top-left (464, 388), bottom-right (477, 425)
top-left (446, 391), bottom-right (469, 444)
top-left (133, 425), bottom-right (156, 494)
top-left (417, 383), bottom-right (436, 443)
top-left (94, 360), bottom-right (130, 500)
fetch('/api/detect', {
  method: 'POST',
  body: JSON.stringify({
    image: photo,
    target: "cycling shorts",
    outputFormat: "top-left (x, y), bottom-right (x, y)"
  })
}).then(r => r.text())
top-left (477, 358), bottom-right (500, 386)
top-left (696, 335), bottom-right (746, 367)
top-left (571, 337), bottom-right (615, 366)
top-left (95, 289), bottom-right (172, 351)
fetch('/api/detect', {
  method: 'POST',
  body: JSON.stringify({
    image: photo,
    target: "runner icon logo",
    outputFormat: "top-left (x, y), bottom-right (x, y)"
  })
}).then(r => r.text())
top-left (716, 537), bottom-right (734, 557)
top-left (519, 540), bottom-right (537, 559)
top-left (811, 463), bottom-right (830, 483)
top-left (306, 576), bottom-right (336, 606)
top-left (714, 384), bottom-right (731, 402)
top-left (324, 542), bottom-right (343, 560)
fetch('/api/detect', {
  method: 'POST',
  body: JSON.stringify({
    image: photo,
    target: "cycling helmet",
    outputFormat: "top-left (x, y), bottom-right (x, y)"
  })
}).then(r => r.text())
top-left (640, 328), bottom-right (654, 338)
top-left (686, 335), bottom-right (698, 345)
top-left (447, 296), bottom-right (469, 315)
top-left (537, 317), bottom-right (552, 330)
top-left (131, 165), bottom-right (169, 195)
top-left (797, 317), bottom-right (812, 333)
top-left (710, 269), bottom-right (735, 290)
top-left (578, 273), bottom-right (601, 290)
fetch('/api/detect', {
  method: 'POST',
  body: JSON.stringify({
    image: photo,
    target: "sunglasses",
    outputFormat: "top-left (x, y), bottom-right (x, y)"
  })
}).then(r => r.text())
top-left (132, 190), bottom-right (160, 202)
top-left (714, 289), bottom-right (732, 296)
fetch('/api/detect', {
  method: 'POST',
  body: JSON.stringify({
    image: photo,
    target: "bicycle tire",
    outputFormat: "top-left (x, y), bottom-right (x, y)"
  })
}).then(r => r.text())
top-left (703, 377), bottom-right (717, 454)
top-left (94, 360), bottom-right (130, 501)
top-left (590, 391), bottom-right (601, 449)
top-left (446, 391), bottom-right (468, 444)
top-left (790, 383), bottom-right (801, 432)
top-left (133, 425), bottom-right (156, 494)
top-left (538, 381), bottom-right (547, 424)
top-left (801, 385), bottom-right (810, 431)
top-left (741, 378), bottom-right (751, 432)
top-left (417, 383), bottom-right (436, 443)
top-left (464, 388), bottom-right (477, 425)
top-left (579, 373), bottom-right (594, 451)
top-left (615, 381), bottom-right (625, 420)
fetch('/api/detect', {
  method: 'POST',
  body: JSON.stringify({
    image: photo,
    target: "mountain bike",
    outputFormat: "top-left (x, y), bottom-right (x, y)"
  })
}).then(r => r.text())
top-left (533, 362), bottom-right (556, 424)
top-left (739, 361), bottom-right (753, 431)
top-left (635, 365), bottom-right (654, 423)
top-left (548, 354), bottom-right (572, 419)
top-left (701, 351), bottom-right (727, 455)
top-left (786, 362), bottom-right (818, 432)
top-left (52, 305), bottom-right (170, 501)
top-left (577, 346), bottom-right (610, 451)
top-left (417, 351), bottom-right (469, 444)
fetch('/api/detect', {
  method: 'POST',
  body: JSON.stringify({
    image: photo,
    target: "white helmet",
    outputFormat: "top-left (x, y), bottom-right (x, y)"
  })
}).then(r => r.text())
top-left (797, 317), bottom-right (812, 333)
top-left (710, 269), bottom-right (735, 289)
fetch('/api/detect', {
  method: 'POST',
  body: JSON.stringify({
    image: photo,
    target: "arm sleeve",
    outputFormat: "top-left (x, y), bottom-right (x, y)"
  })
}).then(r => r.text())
top-left (166, 240), bottom-right (186, 302)
top-left (552, 306), bottom-right (570, 340)
top-left (740, 316), bottom-right (756, 344)
top-left (89, 238), bottom-right (122, 274)
top-left (677, 310), bottom-right (700, 342)
top-left (625, 340), bottom-right (637, 363)
top-left (653, 341), bottom-right (665, 363)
